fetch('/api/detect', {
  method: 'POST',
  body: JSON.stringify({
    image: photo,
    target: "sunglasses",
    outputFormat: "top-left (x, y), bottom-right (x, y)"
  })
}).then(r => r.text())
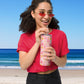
top-left (38, 11), bottom-right (54, 17)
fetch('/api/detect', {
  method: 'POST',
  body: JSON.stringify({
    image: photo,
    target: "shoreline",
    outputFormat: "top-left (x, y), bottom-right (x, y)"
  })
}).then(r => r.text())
top-left (0, 68), bottom-right (84, 84)
top-left (0, 66), bottom-right (84, 70)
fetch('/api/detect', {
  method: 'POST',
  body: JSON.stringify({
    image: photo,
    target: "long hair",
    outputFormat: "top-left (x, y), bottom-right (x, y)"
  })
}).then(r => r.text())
top-left (19, 0), bottom-right (60, 34)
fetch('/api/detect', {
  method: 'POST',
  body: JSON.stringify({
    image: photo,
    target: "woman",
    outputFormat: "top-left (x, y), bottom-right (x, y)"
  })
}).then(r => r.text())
top-left (17, 0), bottom-right (69, 84)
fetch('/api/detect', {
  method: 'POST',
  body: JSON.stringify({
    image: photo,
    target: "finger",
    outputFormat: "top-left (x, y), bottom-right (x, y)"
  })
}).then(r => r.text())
top-left (44, 47), bottom-right (54, 53)
top-left (37, 32), bottom-right (45, 37)
top-left (43, 56), bottom-right (53, 60)
top-left (39, 31), bottom-right (48, 36)
top-left (43, 57), bottom-right (49, 61)
top-left (46, 47), bottom-right (56, 54)
top-left (37, 27), bottom-right (49, 33)
top-left (43, 49), bottom-right (52, 53)
top-left (43, 51), bottom-right (56, 59)
top-left (46, 47), bottom-right (54, 50)
top-left (43, 56), bottom-right (52, 61)
top-left (40, 28), bottom-right (49, 33)
top-left (36, 30), bottom-right (47, 37)
top-left (42, 52), bottom-right (51, 57)
top-left (38, 28), bottom-right (48, 31)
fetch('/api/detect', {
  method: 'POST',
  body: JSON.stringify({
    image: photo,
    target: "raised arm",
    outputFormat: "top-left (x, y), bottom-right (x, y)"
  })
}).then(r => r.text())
top-left (19, 28), bottom-right (49, 70)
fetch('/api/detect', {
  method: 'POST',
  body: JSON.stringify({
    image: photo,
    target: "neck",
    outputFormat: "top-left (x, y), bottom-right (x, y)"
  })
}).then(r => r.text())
top-left (49, 28), bottom-right (52, 33)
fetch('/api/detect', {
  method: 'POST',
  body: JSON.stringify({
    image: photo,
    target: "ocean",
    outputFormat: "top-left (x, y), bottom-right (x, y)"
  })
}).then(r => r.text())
top-left (0, 49), bottom-right (84, 70)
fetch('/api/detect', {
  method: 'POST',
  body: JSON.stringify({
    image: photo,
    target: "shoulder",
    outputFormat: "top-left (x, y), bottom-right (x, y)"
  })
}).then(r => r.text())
top-left (20, 33), bottom-right (28, 37)
top-left (20, 32), bottom-right (33, 39)
top-left (52, 29), bottom-right (66, 36)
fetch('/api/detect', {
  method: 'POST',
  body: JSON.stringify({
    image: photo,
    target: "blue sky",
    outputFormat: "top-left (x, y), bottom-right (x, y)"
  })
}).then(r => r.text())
top-left (0, 0), bottom-right (84, 49)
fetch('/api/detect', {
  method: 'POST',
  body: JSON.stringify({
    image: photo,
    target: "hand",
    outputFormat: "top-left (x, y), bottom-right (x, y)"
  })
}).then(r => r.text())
top-left (42, 47), bottom-right (57, 63)
top-left (35, 28), bottom-right (49, 45)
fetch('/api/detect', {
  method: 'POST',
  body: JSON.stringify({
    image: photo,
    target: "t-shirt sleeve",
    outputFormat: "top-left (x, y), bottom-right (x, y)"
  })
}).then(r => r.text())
top-left (60, 32), bottom-right (69, 56)
top-left (17, 34), bottom-right (29, 53)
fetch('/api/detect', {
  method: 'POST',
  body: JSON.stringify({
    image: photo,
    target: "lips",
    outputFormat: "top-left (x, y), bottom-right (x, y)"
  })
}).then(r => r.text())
top-left (40, 19), bottom-right (50, 26)
top-left (41, 20), bottom-right (49, 23)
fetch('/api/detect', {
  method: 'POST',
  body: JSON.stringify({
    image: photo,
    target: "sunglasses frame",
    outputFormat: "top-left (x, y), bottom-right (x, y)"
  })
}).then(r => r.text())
top-left (39, 12), bottom-right (54, 17)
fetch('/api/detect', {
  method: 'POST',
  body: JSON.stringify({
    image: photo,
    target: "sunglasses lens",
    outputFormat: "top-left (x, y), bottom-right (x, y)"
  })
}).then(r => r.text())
top-left (49, 14), bottom-right (54, 17)
top-left (39, 13), bottom-right (45, 16)
top-left (39, 13), bottom-right (54, 17)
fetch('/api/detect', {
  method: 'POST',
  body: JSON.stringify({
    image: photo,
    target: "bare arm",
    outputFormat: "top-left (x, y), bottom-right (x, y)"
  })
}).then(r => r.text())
top-left (53, 55), bottom-right (67, 67)
top-left (19, 42), bottom-right (40, 70)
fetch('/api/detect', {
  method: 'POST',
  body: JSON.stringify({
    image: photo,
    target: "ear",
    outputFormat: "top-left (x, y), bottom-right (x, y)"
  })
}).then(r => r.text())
top-left (31, 10), bottom-right (35, 19)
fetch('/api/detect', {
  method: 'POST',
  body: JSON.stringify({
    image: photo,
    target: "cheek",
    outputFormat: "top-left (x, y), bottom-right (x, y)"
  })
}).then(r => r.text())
top-left (49, 17), bottom-right (52, 23)
top-left (35, 16), bottom-right (41, 22)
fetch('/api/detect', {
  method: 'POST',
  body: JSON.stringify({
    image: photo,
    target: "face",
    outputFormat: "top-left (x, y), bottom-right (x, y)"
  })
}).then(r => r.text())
top-left (31, 2), bottom-right (54, 29)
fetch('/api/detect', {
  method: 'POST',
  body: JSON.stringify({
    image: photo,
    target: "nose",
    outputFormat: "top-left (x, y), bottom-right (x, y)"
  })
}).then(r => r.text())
top-left (44, 13), bottom-right (49, 19)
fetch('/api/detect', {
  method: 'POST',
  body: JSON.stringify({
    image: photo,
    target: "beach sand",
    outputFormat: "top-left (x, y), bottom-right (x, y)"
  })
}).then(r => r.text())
top-left (0, 68), bottom-right (84, 84)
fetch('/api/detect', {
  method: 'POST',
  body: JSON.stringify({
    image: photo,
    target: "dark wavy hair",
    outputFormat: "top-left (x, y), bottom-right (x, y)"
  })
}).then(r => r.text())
top-left (19, 0), bottom-right (60, 34)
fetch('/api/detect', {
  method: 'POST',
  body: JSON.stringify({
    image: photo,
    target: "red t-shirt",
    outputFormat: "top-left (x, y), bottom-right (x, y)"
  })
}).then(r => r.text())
top-left (17, 29), bottom-right (69, 73)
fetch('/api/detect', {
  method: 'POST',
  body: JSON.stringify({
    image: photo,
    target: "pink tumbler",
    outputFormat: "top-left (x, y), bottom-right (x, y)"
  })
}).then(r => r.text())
top-left (40, 34), bottom-right (52, 66)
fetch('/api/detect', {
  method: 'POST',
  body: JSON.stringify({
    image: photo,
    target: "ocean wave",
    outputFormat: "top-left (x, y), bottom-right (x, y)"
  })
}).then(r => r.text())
top-left (0, 60), bottom-right (84, 63)
top-left (0, 66), bottom-right (84, 70)
top-left (59, 66), bottom-right (84, 70)
top-left (67, 60), bottom-right (84, 63)
top-left (0, 66), bottom-right (21, 69)
top-left (0, 61), bottom-right (18, 63)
